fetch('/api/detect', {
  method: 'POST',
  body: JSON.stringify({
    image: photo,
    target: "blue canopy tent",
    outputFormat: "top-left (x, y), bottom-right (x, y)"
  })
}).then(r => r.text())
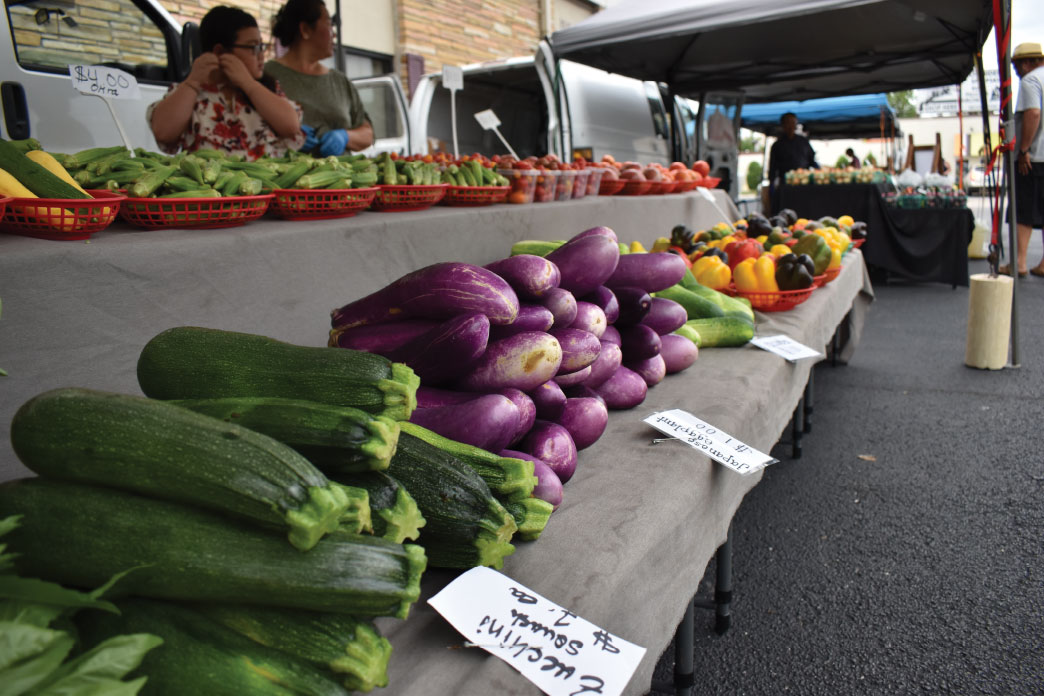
top-left (739, 93), bottom-right (898, 140)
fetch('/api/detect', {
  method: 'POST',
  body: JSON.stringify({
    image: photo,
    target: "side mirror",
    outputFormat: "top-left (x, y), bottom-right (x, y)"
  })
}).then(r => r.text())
top-left (180, 22), bottom-right (201, 79)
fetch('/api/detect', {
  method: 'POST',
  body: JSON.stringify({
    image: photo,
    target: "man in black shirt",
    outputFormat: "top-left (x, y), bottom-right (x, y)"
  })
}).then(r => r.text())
top-left (768, 112), bottom-right (818, 212)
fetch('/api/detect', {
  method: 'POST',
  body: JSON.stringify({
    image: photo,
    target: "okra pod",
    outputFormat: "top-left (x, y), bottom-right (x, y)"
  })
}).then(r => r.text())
top-left (63, 145), bottom-right (129, 169)
top-left (130, 165), bottom-right (177, 198)
top-left (180, 156), bottom-right (205, 185)
top-left (221, 171), bottom-right (248, 197)
top-left (238, 177), bottom-right (264, 196)
top-left (159, 189), bottom-right (222, 198)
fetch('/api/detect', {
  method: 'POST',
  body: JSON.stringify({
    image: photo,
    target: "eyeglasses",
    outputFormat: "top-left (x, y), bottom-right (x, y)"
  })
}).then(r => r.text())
top-left (230, 43), bottom-right (269, 56)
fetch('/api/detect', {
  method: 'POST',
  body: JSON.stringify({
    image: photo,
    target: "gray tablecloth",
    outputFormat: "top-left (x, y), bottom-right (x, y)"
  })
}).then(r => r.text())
top-left (0, 190), bottom-right (872, 694)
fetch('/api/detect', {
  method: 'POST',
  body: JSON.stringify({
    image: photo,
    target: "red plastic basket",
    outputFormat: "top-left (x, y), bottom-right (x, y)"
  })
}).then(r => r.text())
top-left (0, 196), bottom-right (9, 221)
top-left (120, 194), bottom-right (273, 229)
top-left (440, 185), bottom-right (509, 207)
top-left (270, 187), bottom-right (378, 220)
top-left (370, 184), bottom-right (448, 212)
top-left (646, 180), bottom-right (678, 195)
top-left (674, 179), bottom-right (699, 193)
top-left (617, 179), bottom-right (652, 196)
top-left (725, 284), bottom-right (815, 312)
top-left (850, 238), bottom-right (865, 250)
top-left (1, 189), bottom-right (124, 241)
top-left (697, 176), bottom-right (722, 188)
top-left (598, 178), bottom-right (626, 196)
top-left (812, 266), bottom-right (842, 287)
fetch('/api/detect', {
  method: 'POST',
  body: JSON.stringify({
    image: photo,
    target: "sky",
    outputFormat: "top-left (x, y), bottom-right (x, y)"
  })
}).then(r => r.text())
top-left (980, 0), bottom-right (1044, 73)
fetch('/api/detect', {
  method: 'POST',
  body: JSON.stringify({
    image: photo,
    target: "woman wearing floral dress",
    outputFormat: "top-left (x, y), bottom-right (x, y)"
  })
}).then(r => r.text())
top-left (147, 6), bottom-right (304, 160)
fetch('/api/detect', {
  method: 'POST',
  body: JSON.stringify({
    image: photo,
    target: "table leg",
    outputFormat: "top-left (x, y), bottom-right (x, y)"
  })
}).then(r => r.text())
top-left (803, 370), bottom-right (814, 434)
top-left (714, 525), bottom-right (733, 635)
top-left (673, 596), bottom-right (695, 696)
top-left (790, 397), bottom-right (804, 459)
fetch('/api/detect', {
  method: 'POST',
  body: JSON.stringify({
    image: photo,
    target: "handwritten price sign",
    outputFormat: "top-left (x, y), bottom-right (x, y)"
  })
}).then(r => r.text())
top-left (429, 567), bottom-right (646, 696)
top-left (69, 65), bottom-right (141, 100)
top-left (644, 409), bottom-right (776, 475)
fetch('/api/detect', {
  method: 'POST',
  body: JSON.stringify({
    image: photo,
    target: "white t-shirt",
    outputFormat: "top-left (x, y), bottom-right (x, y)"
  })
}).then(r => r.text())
top-left (1015, 64), bottom-right (1044, 162)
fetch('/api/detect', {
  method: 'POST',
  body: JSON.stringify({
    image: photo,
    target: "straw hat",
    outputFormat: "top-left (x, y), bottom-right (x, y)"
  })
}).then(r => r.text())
top-left (1012, 42), bottom-right (1044, 60)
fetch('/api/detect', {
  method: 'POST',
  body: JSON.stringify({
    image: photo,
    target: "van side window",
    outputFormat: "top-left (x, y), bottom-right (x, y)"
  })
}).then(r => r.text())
top-left (643, 82), bottom-right (668, 140)
top-left (6, 0), bottom-right (170, 82)
top-left (355, 81), bottom-right (404, 141)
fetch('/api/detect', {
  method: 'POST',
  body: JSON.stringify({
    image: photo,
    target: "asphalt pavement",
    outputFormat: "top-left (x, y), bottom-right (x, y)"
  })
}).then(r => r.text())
top-left (650, 228), bottom-right (1044, 695)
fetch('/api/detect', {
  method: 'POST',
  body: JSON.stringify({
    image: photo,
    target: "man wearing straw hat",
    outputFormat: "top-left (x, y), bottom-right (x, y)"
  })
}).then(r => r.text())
top-left (1002, 42), bottom-right (1044, 277)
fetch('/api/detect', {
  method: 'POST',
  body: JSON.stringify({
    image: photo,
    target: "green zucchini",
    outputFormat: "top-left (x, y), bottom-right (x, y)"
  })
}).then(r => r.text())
top-left (0, 138), bottom-right (91, 199)
top-left (171, 396), bottom-right (399, 473)
top-left (399, 422), bottom-right (536, 502)
top-left (328, 471), bottom-right (425, 543)
top-left (77, 598), bottom-right (350, 696)
top-left (0, 478), bottom-right (426, 619)
top-left (10, 388), bottom-right (352, 552)
top-left (504, 497), bottom-right (554, 541)
top-left (388, 433), bottom-right (516, 569)
top-left (137, 326), bottom-right (419, 421)
top-left (194, 605), bottom-right (392, 692)
top-left (682, 317), bottom-right (755, 348)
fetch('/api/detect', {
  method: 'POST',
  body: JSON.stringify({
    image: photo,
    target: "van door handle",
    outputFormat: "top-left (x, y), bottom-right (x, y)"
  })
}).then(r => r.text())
top-left (1, 82), bottom-right (31, 140)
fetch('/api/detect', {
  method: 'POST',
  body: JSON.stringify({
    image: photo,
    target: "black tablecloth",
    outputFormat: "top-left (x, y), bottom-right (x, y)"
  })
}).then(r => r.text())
top-left (779, 184), bottom-right (973, 287)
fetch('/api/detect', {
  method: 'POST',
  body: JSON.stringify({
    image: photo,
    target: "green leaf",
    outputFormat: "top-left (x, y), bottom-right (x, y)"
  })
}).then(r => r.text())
top-left (0, 601), bottom-right (65, 629)
top-left (0, 516), bottom-right (21, 539)
top-left (0, 621), bottom-right (65, 671)
top-left (87, 567), bottom-right (147, 603)
top-left (0, 632), bottom-right (74, 696)
top-left (33, 634), bottom-right (162, 696)
top-left (0, 577), bottom-right (118, 615)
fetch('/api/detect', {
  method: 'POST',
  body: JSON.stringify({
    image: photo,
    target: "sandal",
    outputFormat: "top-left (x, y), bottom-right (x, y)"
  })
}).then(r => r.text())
top-left (998, 264), bottom-right (1028, 278)
top-left (1031, 267), bottom-right (1044, 278)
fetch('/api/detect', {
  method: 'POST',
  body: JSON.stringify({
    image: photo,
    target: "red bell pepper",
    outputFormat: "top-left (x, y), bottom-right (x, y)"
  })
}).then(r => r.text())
top-left (724, 239), bottom-right (764, 269)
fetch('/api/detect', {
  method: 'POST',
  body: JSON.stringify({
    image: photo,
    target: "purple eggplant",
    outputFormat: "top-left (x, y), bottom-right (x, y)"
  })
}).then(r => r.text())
top-left (605, 252), bottom-right (688, 293)
top-left (331, 262), bottom-right (519, 330)
top-left (485, 255), bottom-right (561, 299)
top-left (640, 297), bottom-right (688, 335)
top-left (549, 328), bottom-right (601, 373)
top-left (600, 325), bottom-right (622, 346)
top-left (582, 286), bottom-right (620, 324)
top-left (329, 319), bottom-right (439, 353)
top-left (409, 393), bottom-right (520, 453)
top-left (555, 397), bottom-right (608, 450)
top-left (498, 388), bottom-right (536, 446)
top-left (594, 365), bottom-right (648, 409)
top-left (569, 301), bottom-right (607, 338)
top-left (387, 313), bottom-right (489, 385)
top-left (416, 386), bottom-right (477, 408)
top-left (545, 234), bottom-right (620, 296)
top-left (501, 451), bottom-right (563, 508)
top-left (619, 323), bottom-right (661, 361)
top-left (563, 384), bottom-right (605, 403)
top-left (660, 333), bottom-right (699, 373)
top-left (489, 304), bottom-right (555, 340)
top-left (625, 353), bottom-right (667, 387)
top-left (521, 420), bottom-right (579, 483)
top-left (570, 225), bottom-right (618, 243)
top-left (541, 287), bottom-right (577, 328)
top-left (582, 340), bottom-right (622, 389)
top-left (456, 331), bottom-right (562, 392)
top-left (613, 286), bottom-right (653, 325)
top-left (553, 365), bottom-right (592, 388)
top-left (528, 380), bottom-right (567, 420)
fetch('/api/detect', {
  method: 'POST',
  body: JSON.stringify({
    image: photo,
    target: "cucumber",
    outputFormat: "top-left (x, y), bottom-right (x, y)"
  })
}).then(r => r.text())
top-left (10, 388), bottom-right (351, 551)
top-left (76, 598), bottom-right (350, 696)
top-left (398, 422), bottom-right (536, 502)
top-left (509, 240), bottom-right (566, 257)
top-left (683, 317), bottom-right (754, 348)
top-left (194, 605), bottom-right (392, 692)
top-left (171, 396), bottom-right (399, 473)
top-left (137, 326), bottom-right (419, 421)
top-left (504, 497), bottom-right (554, 541)
top-left (387, 433), bottom-right (517, 569)
top-left (0, 478), bottom-right (427, 619)
top-left (327, 471), bottom-right (425, 544)
top-left (654, 284), bottom-right (726, 320)
top-left (678, 270), bottom-right (756, 321)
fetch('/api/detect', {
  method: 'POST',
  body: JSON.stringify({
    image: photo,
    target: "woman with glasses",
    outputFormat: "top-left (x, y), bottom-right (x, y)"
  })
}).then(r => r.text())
top-left (147, 5), bottom-right (304, 160)
top-left (265, 0), bottom-right (374, 157)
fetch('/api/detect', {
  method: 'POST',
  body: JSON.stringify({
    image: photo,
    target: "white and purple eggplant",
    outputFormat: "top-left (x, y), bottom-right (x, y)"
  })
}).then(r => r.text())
top-left (528, 380), bottom-right (567, 421)
top-left (498, 388), bottom-right (536, 446)
top-left (540, 287), bottom-right (577, 328)
top-left (581, 286), bottom-right (620, 324)
top-left (329, 319), bottom-right (439, 353)
top-left (416, 386), bottom-right (476, 408)
top-left (569, 301), bottom-right (607, 338)
top-left (520, 420), bottom-right (579, 483)
top-left (501, 451), bottom-right (563, 508)
top-left (457, 331), bottom-right (563, 392)
top-left (331, 262), bottom-right (519, 331)
top-left (553, 366), bottom-right (592, 388)
top-left (640, 297), bottom-right (688, 335)
top-left (563, 384), bottom-right (604, 403)
top-left (600, 325), bottom-right (622, 346)
top-left (386, 313), bottom-right (489, 385)
top-left (571, 225), bottom-right (618, 243)
top-left (549, 328), bottom-right (601, 373)
top-left (582, 340), bottom-right (622, 389)
top-left (605, 252), bottom-right (688, 293)
top-left (489, 304), bottom-right (555, 340)
top-left (544, 233), bottom-right (620, 297)
top-left (625, 353), bottom-right (667, 387)
top-left (593, 365), bottom-right (648, 409)
top-left (408, 393), bottom-right (520, 453)
top-left (660, 333), bottom-right (699, 373)
top-left (555, 397), bottom-right (608, 450)
top-left (612, 286), bottom-right (653, 325)
top-left (484, 255), bottom-right (561, 299)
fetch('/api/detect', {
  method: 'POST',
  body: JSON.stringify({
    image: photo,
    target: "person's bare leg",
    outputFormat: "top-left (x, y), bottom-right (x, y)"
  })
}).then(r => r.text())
top-left (1016, 222), bottom-right (1032, 273)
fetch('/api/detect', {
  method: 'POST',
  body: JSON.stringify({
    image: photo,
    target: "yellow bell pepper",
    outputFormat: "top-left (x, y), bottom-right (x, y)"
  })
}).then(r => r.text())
top-left (755, 234), bottom-right (769, 245)
top-left (734, 256), bottom-right (779, 307)
top-left (769, 243), bottom-right (791, 257)
top-left (693, 255), bottom-right (732, 290)
top-left (629, 240), bottom-right (647, 253)
top-left (650, 236), bottom-right (671, 253)
top-left (837, 214), bottom-right (854, 227)
top-left (828, 246), bottom-right (842, 270)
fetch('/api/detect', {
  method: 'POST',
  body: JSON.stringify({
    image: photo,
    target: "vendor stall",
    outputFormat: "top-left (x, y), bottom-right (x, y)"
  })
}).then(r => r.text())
top-left (0, 187), bottom-right (871, 694)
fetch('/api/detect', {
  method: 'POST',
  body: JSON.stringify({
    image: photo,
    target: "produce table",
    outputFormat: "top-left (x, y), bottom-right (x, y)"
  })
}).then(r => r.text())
top-left (0, 189), bottom-right (873, 694)
top-left (779, 183), bottom-right (972, 287)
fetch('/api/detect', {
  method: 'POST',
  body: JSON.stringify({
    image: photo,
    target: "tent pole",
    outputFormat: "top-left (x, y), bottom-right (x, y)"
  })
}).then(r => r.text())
top-left (995, 0), bottom-right (1018, 366)
top-left (334, 0), bottom-right (344, 73)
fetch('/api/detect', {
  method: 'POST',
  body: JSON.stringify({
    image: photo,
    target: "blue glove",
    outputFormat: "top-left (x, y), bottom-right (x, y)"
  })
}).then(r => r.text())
top-left (299, 124), bottom-right (318, 153)
top-left (318, 128), bottom-right (349, 157)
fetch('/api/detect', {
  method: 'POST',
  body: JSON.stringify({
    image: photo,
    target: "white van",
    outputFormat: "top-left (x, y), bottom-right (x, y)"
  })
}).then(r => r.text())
top-left (0, 0), bottom-right (410, 154)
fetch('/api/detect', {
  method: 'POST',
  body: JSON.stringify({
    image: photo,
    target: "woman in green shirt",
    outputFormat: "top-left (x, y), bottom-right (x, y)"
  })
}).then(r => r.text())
top-left (266, 0), bottom-right (374, 156)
